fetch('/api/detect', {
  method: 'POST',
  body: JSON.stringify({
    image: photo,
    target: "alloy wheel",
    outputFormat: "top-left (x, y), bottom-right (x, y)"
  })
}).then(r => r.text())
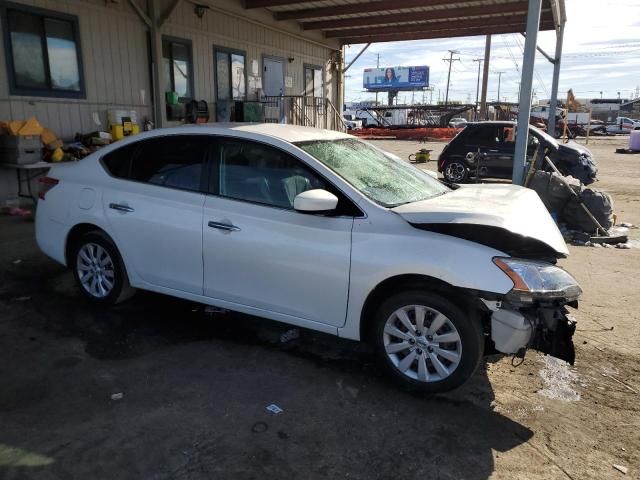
top-left (76, 243), bottom-right (115, 298)
top-left (383, 305), bottom-right (462, 382)
top-left (444, 162), bottom-right (467, 182)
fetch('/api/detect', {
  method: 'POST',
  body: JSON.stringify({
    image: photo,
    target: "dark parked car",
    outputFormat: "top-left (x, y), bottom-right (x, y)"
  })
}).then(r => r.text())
top-left (438, 121), bottom-right (597, 185)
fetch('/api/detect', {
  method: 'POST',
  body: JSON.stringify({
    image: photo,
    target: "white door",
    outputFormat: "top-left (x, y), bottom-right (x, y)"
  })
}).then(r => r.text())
top-left (263, 57), bottom-right (284, 96)
top-left (102, 135), bottom-right (209, 294)
top-left (202, 137), bottom-right (353, 326)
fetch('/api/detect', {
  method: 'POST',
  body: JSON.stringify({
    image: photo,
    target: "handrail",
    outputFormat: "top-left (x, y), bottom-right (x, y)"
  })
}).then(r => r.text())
top-left (326, 98), bottom-right (347, 132)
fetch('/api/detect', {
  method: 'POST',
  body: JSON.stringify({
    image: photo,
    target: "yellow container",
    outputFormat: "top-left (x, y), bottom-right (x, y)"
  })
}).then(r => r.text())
top-left (110, 123), bottom-right (140, 141)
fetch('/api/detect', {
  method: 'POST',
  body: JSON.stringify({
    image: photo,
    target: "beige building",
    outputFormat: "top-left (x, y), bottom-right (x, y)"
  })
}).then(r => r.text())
top-left (0, 0), bottom-right (343, 199)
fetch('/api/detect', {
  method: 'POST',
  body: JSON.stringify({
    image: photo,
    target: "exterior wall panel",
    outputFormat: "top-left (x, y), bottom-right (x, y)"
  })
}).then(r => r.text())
top-left (0, 0), bottom-right (340, 200)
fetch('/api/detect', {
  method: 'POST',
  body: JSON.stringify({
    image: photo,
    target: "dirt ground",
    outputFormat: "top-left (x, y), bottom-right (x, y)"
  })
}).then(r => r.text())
top-left (1, 136), bottom-right (639, 479)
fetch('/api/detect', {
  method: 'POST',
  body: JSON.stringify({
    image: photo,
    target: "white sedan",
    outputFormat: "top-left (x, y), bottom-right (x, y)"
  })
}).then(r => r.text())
top-left (36, 124), bottom-right (581, 392)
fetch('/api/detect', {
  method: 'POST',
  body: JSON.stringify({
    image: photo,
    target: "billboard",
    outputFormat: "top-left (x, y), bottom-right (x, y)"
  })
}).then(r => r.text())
top-left (363, 66), bottom-right (429, 91)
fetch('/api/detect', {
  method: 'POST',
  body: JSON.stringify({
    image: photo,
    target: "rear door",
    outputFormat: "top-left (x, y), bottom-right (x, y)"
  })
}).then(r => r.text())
top-left (101, 135), bottom-right (209, 294)
top-left (463, 125), bottom-right (510, 178)
top-left (202, 137), bottom-right (354, 327)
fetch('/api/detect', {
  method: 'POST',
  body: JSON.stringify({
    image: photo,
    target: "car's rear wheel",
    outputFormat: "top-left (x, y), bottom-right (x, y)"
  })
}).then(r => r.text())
top-left (443, 160), bottom-right (469, 183)
top-left (371, 291), bottom-right (483, 393)
top-left (71, 231), bottom-right (136, 304)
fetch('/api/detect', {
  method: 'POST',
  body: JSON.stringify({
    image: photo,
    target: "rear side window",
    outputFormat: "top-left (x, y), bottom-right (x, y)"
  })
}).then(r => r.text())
top-left (464, 126), bottom-right (499, 145)
top-left (102, 135), bottom-right (208, 192)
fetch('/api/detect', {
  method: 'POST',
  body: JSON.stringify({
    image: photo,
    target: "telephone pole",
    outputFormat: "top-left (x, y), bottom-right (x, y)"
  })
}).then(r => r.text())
top-left (375, 53), bottom-right (380, 105)
top-left (495, 71), bottom-right (505, 103)
top-left (473, 58), bottom-right (483, 120)
top-left (443, 50), bottom-right (460, 108)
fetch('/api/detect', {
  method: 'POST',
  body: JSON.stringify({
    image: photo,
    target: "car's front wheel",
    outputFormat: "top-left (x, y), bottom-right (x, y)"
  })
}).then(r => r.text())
top-left (71, 230), bottom-right (136, 305)
top-left (371, 291), bottom-right (483, 393)
top-left (443, 160), bottom-right (469, 183)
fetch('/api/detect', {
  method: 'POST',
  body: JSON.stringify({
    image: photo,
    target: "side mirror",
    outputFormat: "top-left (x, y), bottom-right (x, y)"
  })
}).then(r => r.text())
top-left (294, 189), bottom-right (338, 213)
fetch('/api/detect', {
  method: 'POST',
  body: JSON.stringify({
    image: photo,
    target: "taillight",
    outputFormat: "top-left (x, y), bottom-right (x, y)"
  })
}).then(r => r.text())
top-left (38, 176), bottom-right (59, 200)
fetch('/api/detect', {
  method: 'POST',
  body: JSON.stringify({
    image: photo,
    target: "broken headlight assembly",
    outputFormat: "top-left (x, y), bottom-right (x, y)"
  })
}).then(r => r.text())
top-left (493, 257), bottom-right (582, 304)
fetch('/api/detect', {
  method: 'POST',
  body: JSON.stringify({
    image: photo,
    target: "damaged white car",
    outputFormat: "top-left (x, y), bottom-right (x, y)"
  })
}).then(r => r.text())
top-left (35, 124), bottom-right (581, 392)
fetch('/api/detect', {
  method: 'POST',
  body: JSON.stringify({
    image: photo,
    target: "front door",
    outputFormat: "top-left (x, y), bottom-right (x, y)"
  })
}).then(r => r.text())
top-left (102, 135), bottom-right (209, 294)
top-left (263, 57), bottom-right (284, 96)
top-left (202, 137), bottom-right (353, 327)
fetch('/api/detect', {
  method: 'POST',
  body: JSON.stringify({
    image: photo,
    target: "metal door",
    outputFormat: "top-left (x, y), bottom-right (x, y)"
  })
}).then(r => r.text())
top-left (263, 57), bottom-right (284, 96)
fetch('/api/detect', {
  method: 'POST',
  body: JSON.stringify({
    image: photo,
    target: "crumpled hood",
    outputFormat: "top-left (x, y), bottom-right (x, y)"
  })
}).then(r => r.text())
top-left (392, 184), bottom-right (569, 257)
top-left (559, 141), bottom-right (593, 158)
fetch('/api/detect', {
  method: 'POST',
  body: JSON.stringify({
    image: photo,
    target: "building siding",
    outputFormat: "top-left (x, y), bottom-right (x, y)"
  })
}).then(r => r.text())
top-left (0, 0), bottom-right (340, 200)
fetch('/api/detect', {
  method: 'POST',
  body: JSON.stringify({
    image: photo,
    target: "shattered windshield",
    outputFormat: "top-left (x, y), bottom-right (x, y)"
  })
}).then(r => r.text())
top-left (296, 138), bottom-right (449, 207)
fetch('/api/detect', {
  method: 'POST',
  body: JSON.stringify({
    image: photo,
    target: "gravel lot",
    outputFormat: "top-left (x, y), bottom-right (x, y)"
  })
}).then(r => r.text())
top-left (0, 136), bottom-right (638, 479)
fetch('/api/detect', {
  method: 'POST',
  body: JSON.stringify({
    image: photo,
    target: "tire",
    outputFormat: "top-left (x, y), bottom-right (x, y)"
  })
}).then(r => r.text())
top-left (371, 290), bottom-right (483, 393)
top-left (443, 160), bottom-right (469, 183)
top-left (70, 230), bottom-right (136, 305)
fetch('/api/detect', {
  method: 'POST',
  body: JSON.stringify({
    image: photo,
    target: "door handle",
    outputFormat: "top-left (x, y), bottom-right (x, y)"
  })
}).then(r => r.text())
top-left (109, 203), bottom-right (134, 213)
top-left (208, 221), bottom-right (240, 232)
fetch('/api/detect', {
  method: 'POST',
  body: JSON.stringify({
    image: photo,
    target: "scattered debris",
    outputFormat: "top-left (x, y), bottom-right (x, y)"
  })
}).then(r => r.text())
top-left (277, 430), bottom-right (289, 440)
top-left (538, 355), bottom-right (581, 402)
top-left (619, 222), bottom-right (633, 228)
top-left (266, 403), bottom-right (283, 415)
top-left (12, 296), bottom-right (31, 302)
top-left (616, 243), bottom-right (631, 249)
top-left (110, 392), bottom-right (124, 401)
top-left (12, 259), bottom-right (22, 264)
top-left (613, 464), bottom-right (628, 475)
top-left (251, 421), bottom-right (268, 433)
top-left (280, 328), bottom-right (300, 343)
top-left (601, 372), bottom-right (638, 394)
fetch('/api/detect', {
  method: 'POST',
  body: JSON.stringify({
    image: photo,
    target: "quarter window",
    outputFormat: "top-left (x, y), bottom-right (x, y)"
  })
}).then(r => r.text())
top-left (162, 37), bottom-right (193, 100)
top-left (217, 139), bottom-right (325, 209)
top-left (1, 5), bottom-right (84, 97)
top-left (102, 136), bottom-right (208, 192)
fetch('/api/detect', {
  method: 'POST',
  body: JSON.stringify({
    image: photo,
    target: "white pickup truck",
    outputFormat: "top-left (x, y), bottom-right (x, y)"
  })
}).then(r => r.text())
top-left (606, 117), bottom-right (640, 134)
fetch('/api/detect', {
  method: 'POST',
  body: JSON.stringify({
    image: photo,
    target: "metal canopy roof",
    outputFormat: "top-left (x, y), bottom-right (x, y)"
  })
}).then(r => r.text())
top-left (244, 0), bottom-right (562, 45)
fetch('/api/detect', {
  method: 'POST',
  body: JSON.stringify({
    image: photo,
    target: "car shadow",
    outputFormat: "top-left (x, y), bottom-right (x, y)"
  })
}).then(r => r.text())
top-left (1, 257), bottom-right (534, 479)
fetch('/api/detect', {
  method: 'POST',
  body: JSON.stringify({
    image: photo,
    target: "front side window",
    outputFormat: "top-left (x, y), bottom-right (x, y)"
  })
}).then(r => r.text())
top-left (102, 136), bottom-right (207, 192)
top-left (218, 139), bottom-right (325, 209)
top-left (2, 5), bottom-right (84, 97)
top-left (297, 138), bottom-right (449, 207)
top-left (215, 48), bottom-right (246, 101)
top-left (162, 37), bottom-right (193, 100)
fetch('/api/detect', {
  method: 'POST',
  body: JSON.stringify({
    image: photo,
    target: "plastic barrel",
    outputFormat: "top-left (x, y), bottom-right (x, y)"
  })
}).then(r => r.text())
top-left (630, 130), bottom-right (640, 151)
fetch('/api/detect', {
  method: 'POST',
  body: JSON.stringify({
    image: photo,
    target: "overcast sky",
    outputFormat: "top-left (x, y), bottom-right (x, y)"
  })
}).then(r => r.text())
top-left (343, 0), bottom-right (640, 105)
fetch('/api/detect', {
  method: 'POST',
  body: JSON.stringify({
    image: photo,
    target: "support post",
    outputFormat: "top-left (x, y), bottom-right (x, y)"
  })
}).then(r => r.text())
top-left (147, 0), bottom-right (165, 127)
top-left (473, 59), bottom-right (482, 120)
top-left (479, 35), bottom-right (491, 120)
top-left (512, 0), bottom-right (542, 185)
top-left (547, 22), bottom-right (565, 137)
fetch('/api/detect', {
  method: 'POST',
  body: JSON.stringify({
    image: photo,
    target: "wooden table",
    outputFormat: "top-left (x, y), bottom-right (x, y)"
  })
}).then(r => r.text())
top-left (0, 162), bottom-right (51, 201)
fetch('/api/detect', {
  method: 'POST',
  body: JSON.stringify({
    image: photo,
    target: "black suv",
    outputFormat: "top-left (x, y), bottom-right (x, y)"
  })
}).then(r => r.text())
top-left (438, 121), bottom-right (597, 184)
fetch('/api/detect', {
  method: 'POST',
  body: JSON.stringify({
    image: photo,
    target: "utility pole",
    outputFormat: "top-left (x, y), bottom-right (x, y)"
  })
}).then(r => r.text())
top-left (495, 71), bottom-right (505, 103)
top-left (479, 35), bottom-right (491, 119)
top-left (473, 58), bottom-right (483, 120)
top-left (375, 53), bottom-right (380, 105)
top-left (442, 50), bottom-right (460, 109)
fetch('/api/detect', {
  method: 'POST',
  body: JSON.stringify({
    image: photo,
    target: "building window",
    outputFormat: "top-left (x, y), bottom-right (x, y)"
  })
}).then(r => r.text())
top-left (304, 65), bottom-right (323, 98)
top-left (1, 3), bottom-right (84, 98)
top-left (215, 48), bottom-right (246, 101)
top-left (162, 36), bottom-right (193, 101)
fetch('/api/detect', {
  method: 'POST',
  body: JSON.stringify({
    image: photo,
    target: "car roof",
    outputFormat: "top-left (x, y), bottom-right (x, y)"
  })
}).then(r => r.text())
top-left (465, 121), bottom-right (516, 127)
top-left (166, 123), bottom-right (354, 143)
top-left (110, 123), bottom-right (353, 146)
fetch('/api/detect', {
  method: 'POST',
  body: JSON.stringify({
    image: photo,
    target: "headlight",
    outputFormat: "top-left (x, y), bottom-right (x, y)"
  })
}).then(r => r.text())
top-left (493, 257), bottom-right (582, 303)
